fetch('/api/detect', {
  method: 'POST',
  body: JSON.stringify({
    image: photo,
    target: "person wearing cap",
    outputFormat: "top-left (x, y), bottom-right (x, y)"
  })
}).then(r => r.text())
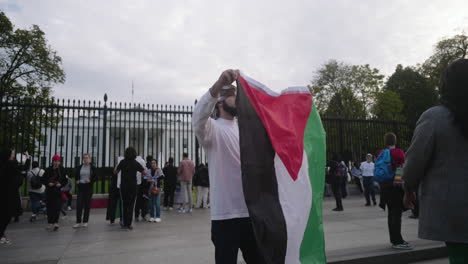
top-left (360, 153), bottom-right (376, 206)
top-left (193, 69), bottom-right (263, 263)
top-left (42, 155), bottom-right (68, 231)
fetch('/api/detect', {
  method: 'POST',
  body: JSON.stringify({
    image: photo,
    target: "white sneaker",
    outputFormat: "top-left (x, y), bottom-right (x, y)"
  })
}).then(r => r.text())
top-left (53, 223), bottom-right (59, 231)
top-left (155, 218), bottom-right (161, 223)
top-left (67, 206), bottom-right (72, 211)
top-left (81, 223), bottom-right (88, 228)
top-left (0, 237), bottom-right (11, 245)
top-left (169, 207), bottom-right (173, 211)
top-left (163, 207), bottom-right (168, 211)
top-left (73, 224), bottom-right (81, 229)
top-left (188, 209), bottom-right (193, 213)
top-left (144, 216), bottom-right (149, 222)
top-left (46, 224), bottom-right (54, 230)
top-left (178, 209), bottom-right (186, 214)
top-left (149, 218), bottom-right (155, 222)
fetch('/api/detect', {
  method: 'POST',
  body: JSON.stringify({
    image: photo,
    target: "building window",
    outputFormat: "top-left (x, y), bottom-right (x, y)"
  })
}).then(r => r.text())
top-left (170, 137), bottom-right (175, 148)
top-left (75, 136), bottom-right (81, 147)
top-left (183, 138), bottom-right (188, 149)
top-left (91, 136), bottom-right (97, 147)
top-left (58, 135), bottom-right (64, 147)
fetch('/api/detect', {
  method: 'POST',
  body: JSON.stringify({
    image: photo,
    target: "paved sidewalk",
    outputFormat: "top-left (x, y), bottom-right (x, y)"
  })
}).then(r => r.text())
top-left (0, 195), bottom-right (445, 264)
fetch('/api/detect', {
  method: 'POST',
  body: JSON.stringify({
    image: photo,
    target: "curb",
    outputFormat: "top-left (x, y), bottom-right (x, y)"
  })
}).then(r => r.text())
top-left (327, 244), bottom-right (447, 264)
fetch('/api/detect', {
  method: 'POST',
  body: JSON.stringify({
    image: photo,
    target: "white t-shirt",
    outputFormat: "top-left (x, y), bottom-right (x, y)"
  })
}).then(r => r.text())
top-left (192, 91), bottom-right (249, 221)
top-left (360, 161), bottom-right (375, 177)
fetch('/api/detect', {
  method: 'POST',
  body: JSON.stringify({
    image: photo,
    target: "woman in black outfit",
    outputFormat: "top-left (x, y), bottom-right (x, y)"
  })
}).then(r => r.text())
top-left (0, 149), bottom-right (22, 244)
top-left (43, 155), bottom-right (68, 231)
top-left (114, 147), bottom-right (146, 230)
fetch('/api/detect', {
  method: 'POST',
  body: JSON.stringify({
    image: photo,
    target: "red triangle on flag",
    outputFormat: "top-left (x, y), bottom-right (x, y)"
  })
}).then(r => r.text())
top-left (238, 76), bottom-right (312, 181)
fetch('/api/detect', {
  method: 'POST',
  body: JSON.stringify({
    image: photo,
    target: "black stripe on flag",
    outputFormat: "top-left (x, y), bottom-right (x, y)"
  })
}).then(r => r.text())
top-left (236, 80), bottom-right (287, 263)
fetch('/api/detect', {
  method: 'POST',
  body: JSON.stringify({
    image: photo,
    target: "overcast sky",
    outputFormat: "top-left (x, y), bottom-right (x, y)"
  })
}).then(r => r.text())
top-left (1, 0), bottom-right (467, 106)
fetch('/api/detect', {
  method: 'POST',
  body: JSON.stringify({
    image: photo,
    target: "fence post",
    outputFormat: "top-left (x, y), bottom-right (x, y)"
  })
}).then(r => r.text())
top-left (101, 94), bottom-right (108, 193)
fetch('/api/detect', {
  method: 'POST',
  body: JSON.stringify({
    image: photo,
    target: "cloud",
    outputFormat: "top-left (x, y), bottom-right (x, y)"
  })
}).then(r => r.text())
top-left (1, 0), bottom-right (467, 105)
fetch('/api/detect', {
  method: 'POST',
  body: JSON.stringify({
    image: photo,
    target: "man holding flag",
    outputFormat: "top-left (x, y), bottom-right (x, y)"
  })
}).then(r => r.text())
top-left (193, 69), bottom-right (326, 264)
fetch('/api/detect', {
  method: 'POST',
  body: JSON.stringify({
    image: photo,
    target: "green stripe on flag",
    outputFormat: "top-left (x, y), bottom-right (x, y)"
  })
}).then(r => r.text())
top-left (300, 104), bottom-right (327, 263)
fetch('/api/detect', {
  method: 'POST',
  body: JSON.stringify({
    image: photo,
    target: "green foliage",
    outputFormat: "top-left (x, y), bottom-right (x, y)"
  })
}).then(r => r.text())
top-left (311, 60), bottom-right (384, 118)
top-left (372, 90), bottom-right (405, 121)
top-left (0, 11), bottom-right (64, 153)
top-left (385, 65), bottom-right (437, 124)
top-left (421, 34), bottom-right (468, 92)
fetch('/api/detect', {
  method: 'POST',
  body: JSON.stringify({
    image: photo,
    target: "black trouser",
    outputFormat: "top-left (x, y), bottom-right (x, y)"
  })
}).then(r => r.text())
top-left (46, 188), bottom-right (62, 224)
top-left (211, 218), bottom-right (263, 264)
top-left (106, 188), bottom-right (120, 223)
top-left (341, 179), bottom-right (348, 198)
top-left (331, 181), bottom-right (343, 209)
top-left (363, 177), bottom-right (376, 204)
top-left (354, 177), bottom-right (363, 193)
top-left (65, 192), bottom-right (72, 207)
top-left (76, 184), bottom-right (93, 223)
top-left (411, 191), bottom-right (419, 217)
top-left (387, 187), bottom-right (405, 245)
top-left (134, 186), bottom-right (148, 218)
top-left (0, 214), bottom-right (10, 237)
top-left (163, 184), bottom-right (176, 207)
top-left (120, 186), bottom-right (137, 227)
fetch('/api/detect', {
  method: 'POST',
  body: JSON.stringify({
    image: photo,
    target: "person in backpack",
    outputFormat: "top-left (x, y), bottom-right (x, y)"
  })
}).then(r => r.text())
top-left (28, 161), bottom-right (45, 222)
top-left (403, 59), bottom-right (468, 263)
top-left (328, 155), bottom-right (344, 211)
top-left (376, 133), bottom-right (412, 250)
top-left (73, 153), bottom-right (97, 228)
top-left (195, 163), bottom-right (210, 209)
top-left (42, 155), bottom-right (68, 231)
top-left (360, 154), bottom-right (376, 206)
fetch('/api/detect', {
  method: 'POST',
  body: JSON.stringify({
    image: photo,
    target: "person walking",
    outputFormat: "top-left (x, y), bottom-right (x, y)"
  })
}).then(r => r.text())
top-left (147, 159), bottom-right (164, 223)
top-left (114, 147), bottom-right (146, 230)
top-left (163, 157), bottom-right (177, 210)
top-left (376, 133), bottom-right (412, 250)
top-left (193, 69), bottom-right (264, 263)
top-left (73, 154), bottom-right (97, 228)
top-left (350, 162), bottom-right (363, 194)
top-left (328, 156), bottom-right (344, 211)
top-left (403, 59), bottom-right (468, 263)
top-left (195, 163), bottom-right (210, 209)
top-left (27, 161), bottom-right (45, 222)
top-left (177, 153), bottom-right (195, 213)
top-left (0, 149), bottom-right (22, 244)
top-left (43, 155), bottom-right (68, 231)
top-left (360, 154), bottom-right (376, 206)
top-left (106, 157), bottom-right (122, 225)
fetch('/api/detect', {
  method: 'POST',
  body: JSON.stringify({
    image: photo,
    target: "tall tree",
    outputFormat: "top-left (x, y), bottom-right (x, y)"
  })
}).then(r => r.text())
top-left (372, 89), bottom-right (405, 121)
top-left (311, 59), bottom-right (384, 118)
top-left (324, 88), bottom-right (367, 119)
top-left (421, 34), bottom-right (468, 91)
top-left (0, 11), bottom-right (65, 152)
top-left (385, 65), bottom-right (437, 124)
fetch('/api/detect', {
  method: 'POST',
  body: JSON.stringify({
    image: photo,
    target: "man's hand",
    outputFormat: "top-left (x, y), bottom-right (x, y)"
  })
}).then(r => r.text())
top-left (85, 178), bottom-right (91, 183)
top-left (403, 191), bottom-right (416, 209)
top-left (210, 69), bottom-right (240, 97)
top-left (49, 182), bottom-right (54, 187)
top-left (76, 180), bottom-right (80, 184)
top-left (56, 183), bottom-right (61, 188)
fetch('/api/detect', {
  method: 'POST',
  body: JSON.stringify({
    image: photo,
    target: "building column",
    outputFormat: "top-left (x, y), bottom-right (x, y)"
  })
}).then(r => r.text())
top-left (125, 128), bottom-right (129, 148)
top-left (144, 129), bottom-right (148, 159)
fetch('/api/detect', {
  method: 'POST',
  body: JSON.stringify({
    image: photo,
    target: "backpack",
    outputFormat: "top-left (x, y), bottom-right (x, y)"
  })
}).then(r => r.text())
top-left (30, 170), bottom-right (43, 189)
top-left (374, 149), bottom-right (395, 182)
top-left (336, 162), bottom-right (347, 178)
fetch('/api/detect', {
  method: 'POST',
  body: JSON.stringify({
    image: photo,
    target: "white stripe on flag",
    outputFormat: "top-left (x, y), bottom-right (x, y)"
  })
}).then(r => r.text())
top-left (274, 152), bottom-right (312, 264)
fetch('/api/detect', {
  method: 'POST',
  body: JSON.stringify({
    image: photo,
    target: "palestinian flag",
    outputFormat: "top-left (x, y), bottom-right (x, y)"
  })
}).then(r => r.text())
top-left (236, 73), bottom-right (326, 264)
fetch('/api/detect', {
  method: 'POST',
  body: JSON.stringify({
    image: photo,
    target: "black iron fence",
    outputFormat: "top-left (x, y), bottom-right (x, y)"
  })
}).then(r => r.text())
top-left (0, 94), bottom-right (414, 195)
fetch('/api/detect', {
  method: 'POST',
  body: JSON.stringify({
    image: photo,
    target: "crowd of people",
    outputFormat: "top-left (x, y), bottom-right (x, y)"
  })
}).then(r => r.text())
top-left (0, 147), bottom-right (210, 241)
top-left (1, 60), bottom-right (467, 263)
